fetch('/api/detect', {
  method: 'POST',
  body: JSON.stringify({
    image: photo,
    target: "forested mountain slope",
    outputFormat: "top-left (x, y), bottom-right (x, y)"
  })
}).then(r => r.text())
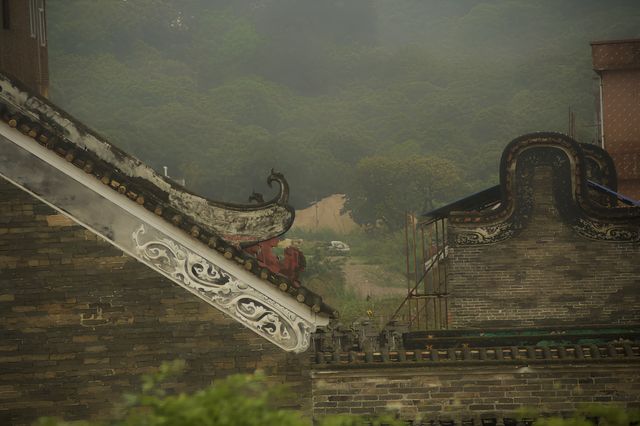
top-left (47, 0), bottom-right (640, 217)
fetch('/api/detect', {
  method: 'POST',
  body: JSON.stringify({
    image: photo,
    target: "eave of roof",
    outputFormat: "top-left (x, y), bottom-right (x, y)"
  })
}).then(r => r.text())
top-left (0, 73), bottom-right (337, 318)
top-left (421, 185), bottom-right (500, 221)
top-left (590, 38), bottom-right (640, 46)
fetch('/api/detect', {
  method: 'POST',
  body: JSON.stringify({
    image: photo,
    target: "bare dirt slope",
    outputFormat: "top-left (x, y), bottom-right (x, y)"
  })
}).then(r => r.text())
top-left (292, 194), bottom-right (359, 234)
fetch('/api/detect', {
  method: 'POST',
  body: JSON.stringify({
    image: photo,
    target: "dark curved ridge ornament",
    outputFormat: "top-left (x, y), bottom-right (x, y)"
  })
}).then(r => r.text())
top-left (0, 73), bottom-right (294, 246)
top-left (450, 132), bottom-right (640, 245)
top-left (580, 142), bottom-right (618, 191)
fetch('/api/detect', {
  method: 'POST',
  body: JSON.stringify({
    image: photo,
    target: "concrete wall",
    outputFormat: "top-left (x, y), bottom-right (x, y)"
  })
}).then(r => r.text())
top-left (0, 179), bottom-right (310, 425)
top-left (312, 364), bottom-right (640, 422)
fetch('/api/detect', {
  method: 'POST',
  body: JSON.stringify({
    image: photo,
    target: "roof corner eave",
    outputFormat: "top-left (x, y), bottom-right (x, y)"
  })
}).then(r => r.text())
top-left (0, 73), bottom-right (333, 353)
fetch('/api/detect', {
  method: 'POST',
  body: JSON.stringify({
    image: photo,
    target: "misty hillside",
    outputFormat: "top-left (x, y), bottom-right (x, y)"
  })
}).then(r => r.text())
top-left (47, 0), bottom-right (640, 215)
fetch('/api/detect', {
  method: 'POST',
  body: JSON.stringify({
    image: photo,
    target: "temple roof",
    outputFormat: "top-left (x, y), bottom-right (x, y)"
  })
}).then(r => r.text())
top-left (422, 134), bottom-right (640, 245)
top-left (0, 72), bottom-right (335, 352)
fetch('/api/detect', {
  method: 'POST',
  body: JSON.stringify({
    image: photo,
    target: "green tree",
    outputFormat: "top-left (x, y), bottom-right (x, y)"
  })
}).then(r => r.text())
top-left (46, 0), bottom-right (640, 209)
top-left (534, 404), bottom-right (640, 426)
top-left (345, 155), bottom-right (463, 230)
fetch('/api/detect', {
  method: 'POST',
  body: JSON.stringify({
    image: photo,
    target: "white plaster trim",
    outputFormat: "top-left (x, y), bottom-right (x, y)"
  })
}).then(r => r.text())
top-left (0, 123), bottom-right (330, 352)
top-left (0, 122), bottom-right (324, 324)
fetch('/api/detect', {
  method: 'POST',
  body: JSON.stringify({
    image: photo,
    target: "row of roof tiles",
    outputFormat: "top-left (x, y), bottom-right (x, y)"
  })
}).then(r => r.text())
top-left (0, 101), bottom-right (337, 318)
top-left (314, 342), bottom-right (640, 367)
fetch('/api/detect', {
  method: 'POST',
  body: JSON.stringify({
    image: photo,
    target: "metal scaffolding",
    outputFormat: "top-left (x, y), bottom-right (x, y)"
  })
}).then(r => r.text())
top-left (389, 212), bottom-right (449, 331)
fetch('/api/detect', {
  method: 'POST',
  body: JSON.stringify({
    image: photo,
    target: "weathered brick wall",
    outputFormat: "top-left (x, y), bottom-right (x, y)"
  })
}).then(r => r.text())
top-left (312, 364), bottom-right (640, 422)
top-left (0, 179), bottom-right (310, 425)
top-left (447, 166), bottom-right (640, 328)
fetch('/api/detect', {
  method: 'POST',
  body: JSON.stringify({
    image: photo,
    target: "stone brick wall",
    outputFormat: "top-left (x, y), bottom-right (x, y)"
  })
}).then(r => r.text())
top-left (312, 364), bottom-right (640, 422)
top-left (0, 179), bottom-right (310, 425)
top-left (447, 166), bottom-right (640, 328)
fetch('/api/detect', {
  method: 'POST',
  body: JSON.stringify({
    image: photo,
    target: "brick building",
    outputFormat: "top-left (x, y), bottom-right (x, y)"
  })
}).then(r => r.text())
top-left (313, 134), bottom-right (640, 421)
top-left (0, 64), bottom-right (332, 426)
top-left (1, 5), bottom-right (640, 424)
top-left (0, 2), bottom-right (333, 422)
top-left (444, 135), bottom-right (640, 328)
top-left (592, 39), bottom-right (640, 200)
top-left (0, 178), bottom-right (314, 423)
top-left (0, 0), bottom-right (49, 97)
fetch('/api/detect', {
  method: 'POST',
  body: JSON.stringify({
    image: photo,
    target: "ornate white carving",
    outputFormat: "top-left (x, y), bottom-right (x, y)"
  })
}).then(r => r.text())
top-left (132, 225), bottom-right (312, 352)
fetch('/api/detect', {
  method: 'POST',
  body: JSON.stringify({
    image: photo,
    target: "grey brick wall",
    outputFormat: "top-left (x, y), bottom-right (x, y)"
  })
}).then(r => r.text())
top-left (447, 166), bottom-right (640, 328)
top-left (0, 179), bottom-right (310, 425)
top-left (312, 364), bottom-right (640, 422)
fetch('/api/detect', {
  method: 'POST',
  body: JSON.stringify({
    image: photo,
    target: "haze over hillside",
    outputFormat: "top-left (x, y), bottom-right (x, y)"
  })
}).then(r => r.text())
top-left (47, 0), bottom-right (640, 217)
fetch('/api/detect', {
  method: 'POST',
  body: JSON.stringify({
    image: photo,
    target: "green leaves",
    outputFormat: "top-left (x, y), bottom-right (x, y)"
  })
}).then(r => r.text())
top-left (345, 155), bottom-right (463, 230)
top-left (534, 404), bottom-right (640, 426)
top-left (46, 0), bottom-right (640, 209)
top-left (117, 371), bottom-right (304, 426)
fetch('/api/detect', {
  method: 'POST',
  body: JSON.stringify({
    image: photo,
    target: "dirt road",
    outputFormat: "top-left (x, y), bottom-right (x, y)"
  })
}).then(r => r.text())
top-left (342, 258), bottom-right (407, 299)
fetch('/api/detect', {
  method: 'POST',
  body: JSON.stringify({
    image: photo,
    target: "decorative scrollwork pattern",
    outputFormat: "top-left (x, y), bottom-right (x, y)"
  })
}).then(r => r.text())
top-left (454, 222), bottom-right (515, 245)
top-left (132, 225), bottom-right (313, 352)
top-left (450, 134), bottom-right (640, 245)
top-left (574, 218), bottom-right (640, 242)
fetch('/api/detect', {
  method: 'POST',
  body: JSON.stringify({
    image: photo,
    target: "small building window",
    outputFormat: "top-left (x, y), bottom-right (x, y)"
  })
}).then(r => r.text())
top-left (2, 0), bottom-right (10, 30)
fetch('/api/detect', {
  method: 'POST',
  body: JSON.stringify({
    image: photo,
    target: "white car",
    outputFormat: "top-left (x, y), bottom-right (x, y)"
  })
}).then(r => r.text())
top-left (329, 240), bottom-right (350, 253)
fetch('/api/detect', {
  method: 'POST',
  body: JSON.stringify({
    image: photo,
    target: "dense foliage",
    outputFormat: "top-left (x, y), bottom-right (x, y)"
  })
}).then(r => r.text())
top-left (292, 229), bottom-right (406, 324)
top-left (47, 1), bottom-right (640, 221)
top-left (534, 405), bottom-right (640, 426)
top-left (346, 155), bottom-right (463, 229)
